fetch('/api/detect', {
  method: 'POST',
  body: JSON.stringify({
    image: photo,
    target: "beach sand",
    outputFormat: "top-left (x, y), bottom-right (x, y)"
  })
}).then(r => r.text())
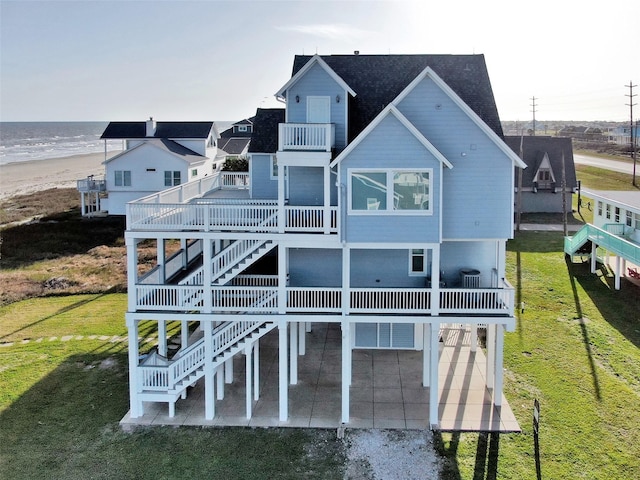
top-left (0, 152), bottom-right (117, 200)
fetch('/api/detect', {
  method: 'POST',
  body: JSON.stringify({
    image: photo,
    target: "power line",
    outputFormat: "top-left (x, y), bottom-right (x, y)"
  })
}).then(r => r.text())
top-left (530, 96), bottom-right (537, 135)
top-left (626, 81), bottom-right (637, 185)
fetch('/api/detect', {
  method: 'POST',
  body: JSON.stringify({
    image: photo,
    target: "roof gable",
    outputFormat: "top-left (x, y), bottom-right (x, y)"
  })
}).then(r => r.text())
top-left (392, 67), bottom-right (526, 169)
top-left (101, 121), bottom-right (215, 139)
top-left (330, 105), bottom-right (452, 169)
top-left (276, 54), bottom-right (356, 99)
top-left (104, 139), bottom-right (206, 166)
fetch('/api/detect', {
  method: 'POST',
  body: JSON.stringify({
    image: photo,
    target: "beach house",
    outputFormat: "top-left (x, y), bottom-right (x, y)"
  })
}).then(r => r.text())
top-left (77, 119), bottom-right (221, 216)
top-left (121, 54), bottom-right (525, 430)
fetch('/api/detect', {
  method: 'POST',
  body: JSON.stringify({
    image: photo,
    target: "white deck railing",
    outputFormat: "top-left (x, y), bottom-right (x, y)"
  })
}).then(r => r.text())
top-left (134, 284), bottom-right (514, 316)
top-left (77, 177), bottom-right (106, 192)
top-left (278, 123), bottom-right (335, 152)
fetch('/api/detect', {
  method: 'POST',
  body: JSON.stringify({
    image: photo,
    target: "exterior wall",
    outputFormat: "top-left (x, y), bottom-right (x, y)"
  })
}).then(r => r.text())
top-left (350, 249), bottom-right (428, 288)
top-left (286, 62), bottom-right (347, 149)
top-left (249, 153), bottom-right (278, 199)
top-left (520, 191), bottom-right (571, 213)
top-left (174, 139), bottom-right (206, 156)
top-left (288, 166), bottom-right (338, 206)
top-left (440, 240), bottom-right (498, 287)
top-left (338, 114), bottom-right (442, 243)
top-left (288, 248), bottom-right (341, 286)
top-left (105, 144), bottom-right (190, 214)
top-left (396, 77), bottom-right (514, 240)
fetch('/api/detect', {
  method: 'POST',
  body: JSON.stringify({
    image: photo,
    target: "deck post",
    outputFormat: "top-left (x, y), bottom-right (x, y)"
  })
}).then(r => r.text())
top-left (254, 340), bottom-right (260, 401)
top-left (216, 365), bottom-right (224, 400)
top-left (341, 320), bottom-right (351, 424)
top-left (429, 322), bottom-right (439, 428)
top-left (203, 239), bottom-right (213, 313)
top-left (246, 342), bottom-right (253, 419)
top-left (181, 320), bottom-right (189, 351)
top-left (298, 322), bottom-right (306, 356)
top-left (278, 318), bottom-right (288, 421)
top-left (157, 237), bottom-right (166, 283)
top-left (127, 317), bottom-right (141, 417)
top-left (493, 324), bottom-right (504, 406)
top-left (342, 246), bottom-right (350, 314)
top-left (615, 255), bottom-right (622, 290)
top-left (591, 242), bottom-right (598, 273)
top-left (158, 320), bottom-right (167, 357)
top-left (278, 163), bottom-right (286, 233)
top-left (431, 246), bottom-right (440, 315)
top-left (126, 238), bottom-right (139, 312)
top-left (204, 321), bottom-right (215, 420)
top-left (225, 357), bottom-right (234, 384)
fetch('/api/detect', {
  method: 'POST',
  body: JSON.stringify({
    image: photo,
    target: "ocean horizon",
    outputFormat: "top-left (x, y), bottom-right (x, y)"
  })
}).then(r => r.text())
top-left (0, 121), bottom-right (235, 166)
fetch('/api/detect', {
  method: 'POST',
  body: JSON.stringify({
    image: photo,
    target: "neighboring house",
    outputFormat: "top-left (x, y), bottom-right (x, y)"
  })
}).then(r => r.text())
top-left (557, 125), bottom-right (605, 142)
top-left (122, 54), bottom-right (525, 430)
top-left (505, 136), bottom-right (578, 213)
top-left (218, 118), bottom-right (254, 161)
top-left (77, 118), bottom-right (221, 215)
top-left (565, 189), bottom-right (640, 290)
top-left (607, 124), bottom-right (640, 147)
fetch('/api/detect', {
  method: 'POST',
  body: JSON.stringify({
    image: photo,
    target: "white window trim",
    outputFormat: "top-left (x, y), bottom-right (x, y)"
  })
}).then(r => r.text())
top-left (408, 249), bottom-right (427, 276)
top-left (270, 155), bottom-right (278, 180)
top-left (114, 170), bottom-right (131, 187)
top-left (347, 168), bottom-right (433, 215)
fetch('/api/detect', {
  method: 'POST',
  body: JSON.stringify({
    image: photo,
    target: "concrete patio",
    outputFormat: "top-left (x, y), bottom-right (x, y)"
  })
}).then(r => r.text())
top-left (121, 323), bottom-right (520, 432)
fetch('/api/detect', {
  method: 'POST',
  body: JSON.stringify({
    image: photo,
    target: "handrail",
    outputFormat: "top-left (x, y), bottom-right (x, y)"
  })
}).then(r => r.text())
top-left (565, 223), bottom-right (640, 264)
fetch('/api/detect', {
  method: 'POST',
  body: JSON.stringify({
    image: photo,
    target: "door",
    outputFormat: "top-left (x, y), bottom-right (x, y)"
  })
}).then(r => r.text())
top-left (307, 96), bottom-right (331, 123)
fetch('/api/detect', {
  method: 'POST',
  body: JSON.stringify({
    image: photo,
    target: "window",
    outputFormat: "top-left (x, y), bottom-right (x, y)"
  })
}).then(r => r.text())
top-left (114, 170), bottom-right (131, 187)
top-left (626, 210), bottom-right (633, 227)
top-left (635, 213), bottom-right (640, 230)
top-left (597, 201), bottom-right (603, 217)
top-left (191, 168), bottom-right (198, 177)
top-left (349, 169), bottom-right (432, 214)
top-left (605, 204), bottom-right (611, 220)
top-left (615, 207), bottom-right (620, 223)
top-left (537, 169), bottom-right (552, 188)
top-left (410, 249), bottom-right (426, 275)
top-left (164, 170), bottom-right (181, 186)
top-left (270, 156), bottom-right (278, 179)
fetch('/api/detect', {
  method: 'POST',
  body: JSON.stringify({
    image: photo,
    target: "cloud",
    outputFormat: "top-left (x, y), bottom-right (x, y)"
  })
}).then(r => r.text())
top-left (276, 23), bottom-right (372, 41)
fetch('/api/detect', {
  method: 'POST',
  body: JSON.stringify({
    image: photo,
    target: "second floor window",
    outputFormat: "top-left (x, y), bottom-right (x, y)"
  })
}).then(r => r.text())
top-left (114, 170), bottom-right (131, 187)
top-left (164, 170), bottom-right (181, 187)
top-left (349, 169), bottom-right (432, 214)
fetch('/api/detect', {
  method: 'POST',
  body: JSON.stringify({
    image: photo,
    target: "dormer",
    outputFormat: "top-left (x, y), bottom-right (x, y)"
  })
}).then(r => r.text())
top-left (532, 152), bottom-right (555, 190)
top-left (275, 55), bottom-right (356, 153)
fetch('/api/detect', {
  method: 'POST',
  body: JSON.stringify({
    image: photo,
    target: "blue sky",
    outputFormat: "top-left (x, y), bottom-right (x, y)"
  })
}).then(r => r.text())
top-left (1, 0), bottom-right (639, 122)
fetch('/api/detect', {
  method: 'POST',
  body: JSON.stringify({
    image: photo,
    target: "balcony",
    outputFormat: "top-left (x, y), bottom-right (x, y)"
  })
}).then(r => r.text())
top-left (278, 123), bottom-right (335, 152)
top-left (77, 176), bottom-right (106, 192)
top-left (132, 279), bottom-right (515, 316)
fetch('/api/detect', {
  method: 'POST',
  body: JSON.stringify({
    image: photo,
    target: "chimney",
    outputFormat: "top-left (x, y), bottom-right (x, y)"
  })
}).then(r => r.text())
top-left (146, 116), bottom-right (156, 137)
top-left (354, 50), bottom-right (360, 55)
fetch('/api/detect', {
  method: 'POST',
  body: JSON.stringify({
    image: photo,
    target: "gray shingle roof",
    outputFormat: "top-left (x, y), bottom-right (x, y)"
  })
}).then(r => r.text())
top-left (291, 54), bottom-right (504, 140)
top-left (504, 136), bottom-right (577, 188)
top-left (101, 121), bottom-right (214, 139)
top-left (248, 108), bottom-right (285, 153)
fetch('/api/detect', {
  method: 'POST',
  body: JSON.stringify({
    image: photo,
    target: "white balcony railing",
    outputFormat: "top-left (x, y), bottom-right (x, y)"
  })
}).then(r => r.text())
top-left (133, 283), bottom-right (515, 316)
top-left (77, 177), bottom-right (106, 192)
top-left (278, 123), bottom-right (335, 152)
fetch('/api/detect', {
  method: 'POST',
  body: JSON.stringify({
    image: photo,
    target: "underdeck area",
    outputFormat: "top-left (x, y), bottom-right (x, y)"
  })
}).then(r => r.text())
top-left (121, 323), bottom-right (520, 432)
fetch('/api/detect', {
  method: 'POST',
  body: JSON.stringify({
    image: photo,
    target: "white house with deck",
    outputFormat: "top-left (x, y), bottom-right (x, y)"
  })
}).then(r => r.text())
top-left (77, 119), bottom-right (221, 216)
top-left (122, 54), bottom-right (525, 430)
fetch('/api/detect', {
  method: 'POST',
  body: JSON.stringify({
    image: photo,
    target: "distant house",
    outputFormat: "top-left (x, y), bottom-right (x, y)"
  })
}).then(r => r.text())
top-left (77, 118), bottom-right (221, 215)
top-left (504, 136), bottom-right (578, 213)
top-left (607, 124), bottom-right (640, 147)
top-left (557, 125), bottom-right (605, 142)
top-left (218, 118), bottom-right (254, 161)
top-left (121, 53), bottom-right (525, 430)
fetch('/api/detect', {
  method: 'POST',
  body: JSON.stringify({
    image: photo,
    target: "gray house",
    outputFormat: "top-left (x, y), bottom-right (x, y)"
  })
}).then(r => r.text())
top-left (122, 54), bottom-right (525, 430)
top-left (505, 136), bottom-right (577, 213)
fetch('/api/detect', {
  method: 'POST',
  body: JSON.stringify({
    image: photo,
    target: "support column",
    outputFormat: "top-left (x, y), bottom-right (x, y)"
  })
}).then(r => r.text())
top-left (431, 247), bottom-right (440, 315)
top-left (157, 237), bottom-right (166, 283)
top-left (204, 321), bottom-right (215, 420)
top-left (216, 365), bottom-right (224, 400)
top-left (323, 165), bottom-right (331, 234)
top-left (278, 244), bottom-right (287, 314)
top-left (277, 163), bottom-right (286, 233)
top-left (591, 242), bottom-right (598, 273)
top-left (181, 320), bottom-right (189, 350)
top-left (254, 340), bottom-right (260, 401)
top-left (225, 358), bottom-right (234, 384)
top-left (246, 342), bottom-right (253, 419)
top-left (127, 317), bottom-right (142, 417)
top-left (486, 324), bottom-right (495, 389)
top-left (290, 322), bottom-right (298, 385)
top-left (158, 320), bottom-right (167, 357)
top-left (429, 322), bottom-right (439, 428)
top-left (422, 321), bottom-right (431, 387)
top-left (493, 324), bottom-right (504, 406)
top-left (126, 238), bottom-right (139, 313)
top-left (278, 319), bottom-right (288, 421)
top-left (615, 255), bottom-right (622, 290)
top-left (298, 322), bottom-right (306, 356)
top-left (341, 320), bottom-right (351, 424)
top-left (80, 193), bottom-right (86, 216)
top-left (470, 325), bottom-right (478, 352)
top-left (181, 238), bottom-right (188, 269)
top-left (342, 246), bottom-right (350, 314)
top-left (203, 239), bottom-right (213, 312)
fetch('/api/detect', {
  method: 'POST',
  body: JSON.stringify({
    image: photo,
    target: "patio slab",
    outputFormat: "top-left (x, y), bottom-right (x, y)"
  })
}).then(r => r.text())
top-left (121, 323), bottom-right (520, 433)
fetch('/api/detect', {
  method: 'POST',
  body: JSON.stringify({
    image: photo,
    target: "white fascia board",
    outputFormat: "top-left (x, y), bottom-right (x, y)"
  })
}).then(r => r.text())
top-left (275, 54), bottom-right (356, 100)
top-left (392, 66), bottom-right (527, 169)
top-left (330, 105), bottom-right (452, 169)
top-left (343, 242), bottom-right (441, 249)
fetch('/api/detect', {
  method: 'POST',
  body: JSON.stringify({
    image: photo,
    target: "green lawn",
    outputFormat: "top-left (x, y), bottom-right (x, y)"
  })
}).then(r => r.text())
top-left (1, 232), bottom-right (640, 479)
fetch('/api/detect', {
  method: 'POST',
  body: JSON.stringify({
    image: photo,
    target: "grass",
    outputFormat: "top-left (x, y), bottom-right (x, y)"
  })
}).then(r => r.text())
top-left (576, 164), bottom-right (640, 191)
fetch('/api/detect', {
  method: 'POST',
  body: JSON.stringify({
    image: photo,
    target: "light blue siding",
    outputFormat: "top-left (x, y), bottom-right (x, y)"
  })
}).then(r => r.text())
top-left (354, 323), bottom-right (415, 348)
top-left (439, 240), bottom-right (498, 287)
top-left (250, 154), bottom-right (277, 199)
top-left (288, 248), bottom-right (341, 287)
top-left (287, 63), bottom-right (347, 149)
top-left (350, 249), bottom-right (426, 288)
top-left (338, 114), bottom-right (442, 243)
top-left (288, 167), bottom-right (323, 206)
top-left (396, 77), bottom-right (514, 239)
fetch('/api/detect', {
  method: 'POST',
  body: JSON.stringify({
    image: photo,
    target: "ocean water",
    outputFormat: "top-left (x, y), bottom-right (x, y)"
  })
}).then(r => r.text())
top-left (0, 122), bottom-right (123, 166)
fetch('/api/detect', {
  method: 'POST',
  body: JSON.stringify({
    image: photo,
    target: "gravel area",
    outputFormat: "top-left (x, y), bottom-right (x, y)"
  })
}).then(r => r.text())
top-left (344, 429), bottom-right (441, 479)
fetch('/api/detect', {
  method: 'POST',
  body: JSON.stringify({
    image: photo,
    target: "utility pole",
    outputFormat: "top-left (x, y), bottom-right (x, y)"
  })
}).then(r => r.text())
top-left (626, 81), bottom-right (637, 186)
top-left (530, 96), bottom-right (538, 136)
